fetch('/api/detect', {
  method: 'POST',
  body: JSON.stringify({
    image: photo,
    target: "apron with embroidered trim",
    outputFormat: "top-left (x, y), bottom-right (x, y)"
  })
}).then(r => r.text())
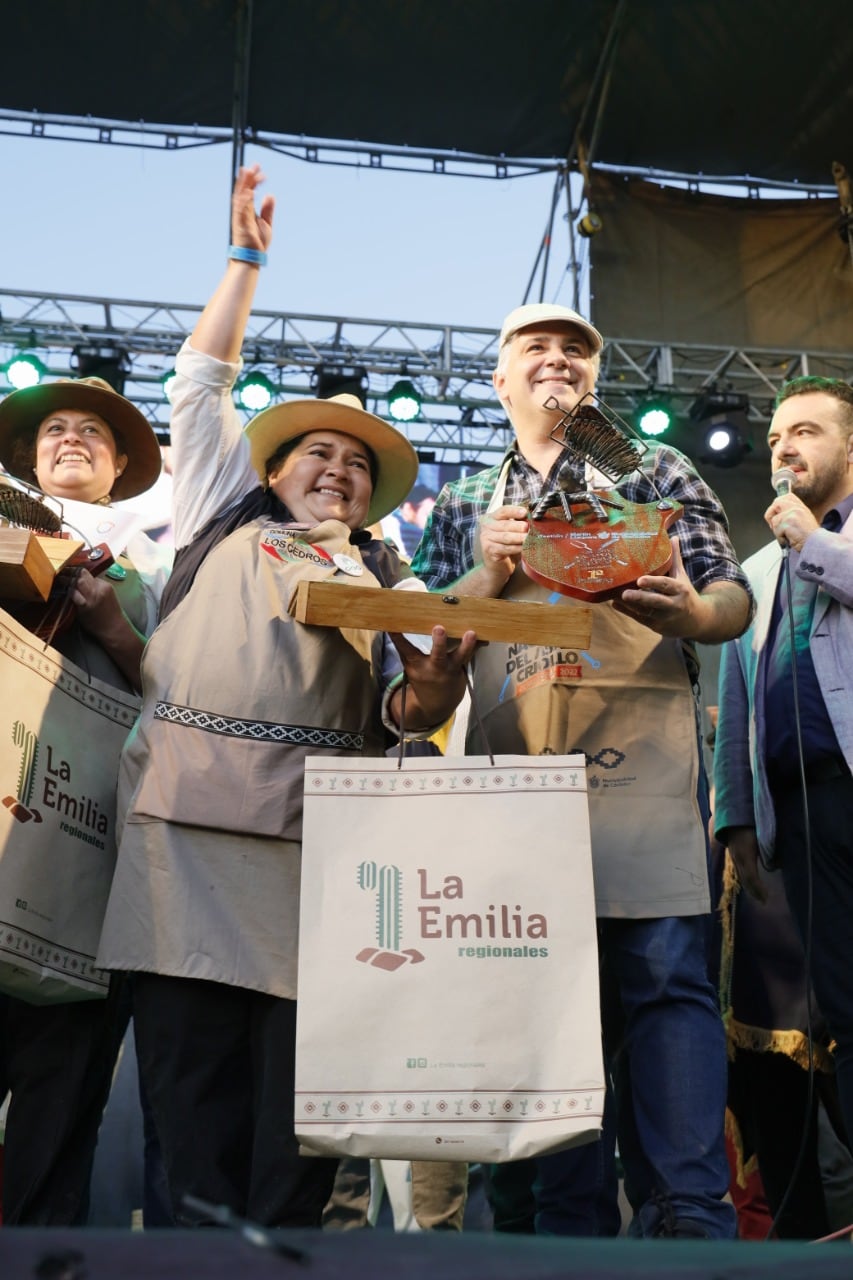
top-left (97, 518), bottom-right (392, 997)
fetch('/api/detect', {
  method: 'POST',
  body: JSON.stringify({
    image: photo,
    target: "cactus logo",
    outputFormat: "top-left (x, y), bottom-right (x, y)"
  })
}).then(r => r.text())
top-left (2, 720), bottom-right (43, 825)
top-left (354, 860), bottom-right (425, 972)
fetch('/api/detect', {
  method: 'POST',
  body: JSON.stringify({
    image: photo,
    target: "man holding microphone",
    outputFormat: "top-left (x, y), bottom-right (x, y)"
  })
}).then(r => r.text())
top-left (715, 375), bottom-right (853, 1146)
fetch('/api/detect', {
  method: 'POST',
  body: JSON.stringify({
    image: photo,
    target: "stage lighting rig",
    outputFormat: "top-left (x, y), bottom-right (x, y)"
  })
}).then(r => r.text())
top-left (692, 389), bottom-right (752, 468)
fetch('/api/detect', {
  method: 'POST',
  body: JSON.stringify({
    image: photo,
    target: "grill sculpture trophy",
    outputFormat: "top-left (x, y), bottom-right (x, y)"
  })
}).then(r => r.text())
top-left (521, 395), bottom-right (683, 602)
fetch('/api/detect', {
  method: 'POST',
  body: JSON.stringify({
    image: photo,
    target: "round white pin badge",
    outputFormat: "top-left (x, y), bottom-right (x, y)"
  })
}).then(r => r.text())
top-left (332, 552), bottom-right (364, 576)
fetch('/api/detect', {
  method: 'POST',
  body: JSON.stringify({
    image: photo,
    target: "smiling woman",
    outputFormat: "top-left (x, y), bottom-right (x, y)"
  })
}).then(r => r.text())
top-left (0, 374), bottom-right (167, 1226)
top-left (93, 164), bottom-right (477, 1231)
top-left (35, 408), bottom-right (126, 503)
top-left (266, 431), bottom-right (374, 529)
top-left (0, 375), bottom-right (164, 682)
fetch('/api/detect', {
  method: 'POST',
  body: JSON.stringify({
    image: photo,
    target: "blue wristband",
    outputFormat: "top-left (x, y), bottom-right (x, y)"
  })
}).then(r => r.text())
top-left (228, 244), bottom-right (268, 266)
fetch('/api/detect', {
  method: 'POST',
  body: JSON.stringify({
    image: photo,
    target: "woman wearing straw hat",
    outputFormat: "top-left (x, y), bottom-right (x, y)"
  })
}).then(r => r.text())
top-left (96, 165), bottom-right (475, 1229)
top-left (0, 375), bottom-right (164, 686)
top-left (0, 377), bottom-right (164, 1224)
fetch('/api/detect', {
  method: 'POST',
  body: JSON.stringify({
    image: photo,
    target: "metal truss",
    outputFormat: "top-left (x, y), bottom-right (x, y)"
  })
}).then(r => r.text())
top-left (0, 109), bottom-right (557, 180)
top-left (2, 288), bottom-right (851, 460)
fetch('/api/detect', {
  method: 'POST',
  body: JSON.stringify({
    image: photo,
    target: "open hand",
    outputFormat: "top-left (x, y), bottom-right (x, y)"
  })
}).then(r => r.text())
top-left (388, 625), bottom-right (478, 730)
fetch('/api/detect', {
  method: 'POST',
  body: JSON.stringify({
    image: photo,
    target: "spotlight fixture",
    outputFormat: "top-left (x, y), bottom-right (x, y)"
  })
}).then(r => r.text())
top-left (701, 422), bottom-right (751, 467)
top-left (387, 378), bottom-right (422, 423)
top-left (636, 396), bottom-right (674, 438)
top-left (576, 210), bottom-right (604, 238)
top-left (161, 368), bottom-right (178, 401)
top-left (691, 389), bottom-right (752, 468)
top-left (237, 371), bottom-right (276, 412)
top-left (4, 351), bottom-right (47, 389)
top-left (71, 342), bottom-right (129, 392)
top-left (311, 363), bottom-right (369, 406)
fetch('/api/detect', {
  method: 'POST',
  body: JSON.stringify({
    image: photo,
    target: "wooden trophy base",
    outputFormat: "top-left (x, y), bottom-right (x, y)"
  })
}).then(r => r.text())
top-left (0, 529), bottom-right (56, 602)
top-left (290, 581), bottom-right (592, 649)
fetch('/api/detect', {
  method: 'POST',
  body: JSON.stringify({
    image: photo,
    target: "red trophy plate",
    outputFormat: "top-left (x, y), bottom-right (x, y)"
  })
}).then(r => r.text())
top-left (522, 490), bottom-right (683, 602)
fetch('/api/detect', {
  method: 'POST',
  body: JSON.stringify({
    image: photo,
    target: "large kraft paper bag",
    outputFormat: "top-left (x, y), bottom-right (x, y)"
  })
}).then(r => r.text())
top-left (296, 754), bottom-right (604, 1163)
top-left (0, 607), bottom-right (140, 1002)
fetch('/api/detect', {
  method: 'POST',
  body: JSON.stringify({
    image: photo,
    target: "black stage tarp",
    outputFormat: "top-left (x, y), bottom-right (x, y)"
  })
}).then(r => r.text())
top-left (1, 2), bottom-right (851, 185)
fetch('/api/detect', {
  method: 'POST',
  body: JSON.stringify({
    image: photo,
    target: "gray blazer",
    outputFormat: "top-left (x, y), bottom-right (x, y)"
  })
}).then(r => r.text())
top-left (714, 513), bottom-right (853, 863)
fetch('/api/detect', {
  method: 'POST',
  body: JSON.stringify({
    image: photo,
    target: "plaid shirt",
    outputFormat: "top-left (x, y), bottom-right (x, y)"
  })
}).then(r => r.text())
top-left (411, 441), bottom-right (751, 599)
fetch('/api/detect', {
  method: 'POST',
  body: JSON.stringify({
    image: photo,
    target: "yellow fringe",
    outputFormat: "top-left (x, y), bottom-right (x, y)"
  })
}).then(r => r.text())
top-left (727, 1018), bottom-right (834, 1074)
top-left (725, 1107), bottom-right (758, 1191)
top-left (719, 851), bottom-right (836, 1073)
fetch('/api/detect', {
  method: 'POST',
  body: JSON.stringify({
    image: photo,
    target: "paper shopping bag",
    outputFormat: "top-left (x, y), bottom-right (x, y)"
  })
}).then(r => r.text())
top-left (0, 606), bottom-right (140, 1002)
top-left (296, 753), bottom-right (604, 1163)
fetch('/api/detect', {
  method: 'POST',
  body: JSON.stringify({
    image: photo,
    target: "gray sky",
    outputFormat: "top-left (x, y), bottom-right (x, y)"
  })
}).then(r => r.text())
top-left (0, 132), bottom-right (586, 330)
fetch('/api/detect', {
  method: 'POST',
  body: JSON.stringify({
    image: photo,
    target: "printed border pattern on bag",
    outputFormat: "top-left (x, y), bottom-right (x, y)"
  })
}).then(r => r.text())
top-left (0, 922), bottom-right (110, 990)
top-left (307, 763), bottom-right (585, 795)
top-left (296, 1088), bottom-right (604, 1125)
top-left (0, 613), bottom-right (140, 727)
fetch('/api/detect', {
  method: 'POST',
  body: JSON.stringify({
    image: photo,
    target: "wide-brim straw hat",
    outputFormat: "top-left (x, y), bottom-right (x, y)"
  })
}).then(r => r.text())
top-left (245, 393), bottom-right (418, 525)
top-left (0, 377), bottom-right (162, 500)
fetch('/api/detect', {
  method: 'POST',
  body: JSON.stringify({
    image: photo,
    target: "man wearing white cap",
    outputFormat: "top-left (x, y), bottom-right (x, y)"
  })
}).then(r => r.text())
top-left (412, 302), bottom-right (751, 1238)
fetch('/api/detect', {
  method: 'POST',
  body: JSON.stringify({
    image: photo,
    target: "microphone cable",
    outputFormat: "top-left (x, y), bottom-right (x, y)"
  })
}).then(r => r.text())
top-left (763, 466), bottom-right (819, 1241)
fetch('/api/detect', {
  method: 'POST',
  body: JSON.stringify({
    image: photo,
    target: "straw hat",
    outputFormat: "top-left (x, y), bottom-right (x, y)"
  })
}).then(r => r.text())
top-left (244, 393), bottom-right (418, 524)
top-left (0, 377), bottom-right (162, 499)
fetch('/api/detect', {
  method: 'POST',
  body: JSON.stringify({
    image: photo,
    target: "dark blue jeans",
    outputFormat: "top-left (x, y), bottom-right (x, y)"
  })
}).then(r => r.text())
top-left (600, 914), bottom-right (736, 1239)
top-left (487, 1092), bottom-right (620, 1236)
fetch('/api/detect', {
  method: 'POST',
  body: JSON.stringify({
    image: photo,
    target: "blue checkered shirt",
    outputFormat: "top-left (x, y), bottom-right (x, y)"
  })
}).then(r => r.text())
top-left (411, 441), bottom-right (751, 600)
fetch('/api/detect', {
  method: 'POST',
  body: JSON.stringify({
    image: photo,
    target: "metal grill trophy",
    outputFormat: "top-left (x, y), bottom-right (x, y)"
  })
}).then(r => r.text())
top-left (521, 394), bottom-right (682, 601)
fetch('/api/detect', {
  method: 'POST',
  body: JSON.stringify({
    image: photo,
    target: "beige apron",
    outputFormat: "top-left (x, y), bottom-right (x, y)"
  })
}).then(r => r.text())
top-left (98, 518), bottom-right (391, 998)
top-left (464, 467), bottom-right (709, 918)
top-left (127, 517), bottom-right (387, 842)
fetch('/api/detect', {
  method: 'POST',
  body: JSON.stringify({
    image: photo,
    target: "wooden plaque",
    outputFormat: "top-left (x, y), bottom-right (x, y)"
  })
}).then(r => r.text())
top-left (0, 529), bottom-right (56, 602)
top-left (290, 581), bottom-right (592, 649)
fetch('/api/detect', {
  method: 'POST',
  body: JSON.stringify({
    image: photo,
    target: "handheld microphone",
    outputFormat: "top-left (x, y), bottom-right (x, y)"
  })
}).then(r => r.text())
top-left (771, 467), bottom-right (797, 497)
top-left (771, 466), bottom-right (797, 553)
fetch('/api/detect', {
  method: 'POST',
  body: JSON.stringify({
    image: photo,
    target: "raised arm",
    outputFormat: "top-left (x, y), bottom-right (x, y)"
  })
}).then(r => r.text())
top-left (191, 163), bottom-right (275, 361)
top-left (169, 165), bottom-right (276, 548)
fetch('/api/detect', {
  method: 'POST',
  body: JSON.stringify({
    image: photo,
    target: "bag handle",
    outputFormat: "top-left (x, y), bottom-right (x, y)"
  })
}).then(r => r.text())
top-left (395, 664), bottom-right (495, 769)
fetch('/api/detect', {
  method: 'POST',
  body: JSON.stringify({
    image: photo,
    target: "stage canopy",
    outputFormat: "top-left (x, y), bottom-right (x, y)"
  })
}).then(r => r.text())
top-left (1, 0), bottom-right (851, 186)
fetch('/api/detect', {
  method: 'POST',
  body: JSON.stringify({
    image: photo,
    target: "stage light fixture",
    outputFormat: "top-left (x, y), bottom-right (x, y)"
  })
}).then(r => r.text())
top-left (577, 210), bottom-right (604, 238)
top-left (311, 363), bottom-right (369, 406)
top-left (4, 351), bottom-right (47, 389)
top-left (387, 378), bottom-right (422, 423)
top-left (71, 342), bottom-right (129, 392)
top-left (237, 371), bottom-right (276, 412)
top-left (701, 422), bottom-right (751, 467)
top-left (692, 389), bottom-right (752, 468)
top-left (636, 397), bottom-right (674, 438)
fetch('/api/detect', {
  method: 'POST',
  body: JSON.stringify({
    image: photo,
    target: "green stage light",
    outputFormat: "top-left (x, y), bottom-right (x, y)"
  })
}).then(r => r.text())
top-left (636, 399), bottom-right (673, 438)
top-left (5, 352), bottom-right (47, 389)
top-left (387, 378), bottom-right (421, 423)
top-left (237, 372), bottom-right (276, 412)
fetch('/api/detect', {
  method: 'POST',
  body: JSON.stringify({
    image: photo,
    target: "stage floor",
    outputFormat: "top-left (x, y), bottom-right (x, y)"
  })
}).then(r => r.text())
top-left (1, 1228), bottom-right (851, 1279)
